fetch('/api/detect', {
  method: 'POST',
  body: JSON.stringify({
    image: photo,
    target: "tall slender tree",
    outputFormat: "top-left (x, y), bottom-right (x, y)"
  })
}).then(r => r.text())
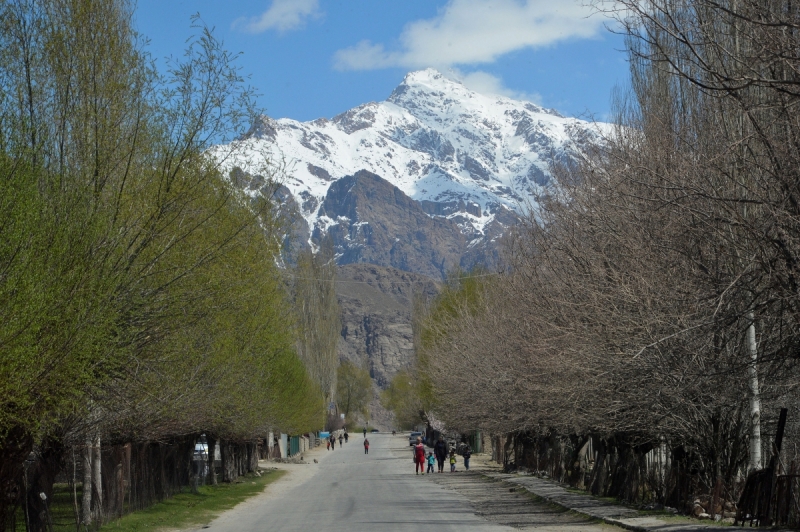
top-left (293, 243), bottom-right (340, 407)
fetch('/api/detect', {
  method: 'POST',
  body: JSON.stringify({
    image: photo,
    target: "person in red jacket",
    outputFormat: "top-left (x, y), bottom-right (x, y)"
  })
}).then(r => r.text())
top-left (414, 436), bottom-right (426, 475)
top-left (364, 438), bottom-right (370, 454)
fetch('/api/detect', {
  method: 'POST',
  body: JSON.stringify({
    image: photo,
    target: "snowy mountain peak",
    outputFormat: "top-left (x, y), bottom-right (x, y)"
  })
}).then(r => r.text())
top-left (241, 115), bottom-right (278, 140)
top-left (213, 70), bottom-right (607, 275)
top-left (397, 68), bottom-right (462, 91)
top-left (388, 69), bottom-right (565, 128)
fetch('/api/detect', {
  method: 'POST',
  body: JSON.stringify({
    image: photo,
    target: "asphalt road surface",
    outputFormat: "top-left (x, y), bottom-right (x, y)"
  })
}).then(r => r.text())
top-left (194, 433), bottom-right (618, 531)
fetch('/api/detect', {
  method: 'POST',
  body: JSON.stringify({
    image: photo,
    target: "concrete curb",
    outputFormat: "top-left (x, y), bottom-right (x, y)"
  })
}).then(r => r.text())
top-left (481, 472), bottom-right (748, 532)
top-left (482, 473), bottom-right (649, 532)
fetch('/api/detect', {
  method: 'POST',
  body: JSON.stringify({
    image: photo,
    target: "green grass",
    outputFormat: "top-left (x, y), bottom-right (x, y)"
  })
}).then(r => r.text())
top-left (99, 469), bottom-right (285, 532)
top-left (16, 471), bottom-right (285, 531)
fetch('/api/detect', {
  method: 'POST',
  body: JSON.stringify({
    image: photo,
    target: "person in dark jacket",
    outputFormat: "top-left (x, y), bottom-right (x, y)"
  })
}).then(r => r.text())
top-left (433, 436), bottom-right (448, 473)
top-left (463, 445), bottom-right (472, 471)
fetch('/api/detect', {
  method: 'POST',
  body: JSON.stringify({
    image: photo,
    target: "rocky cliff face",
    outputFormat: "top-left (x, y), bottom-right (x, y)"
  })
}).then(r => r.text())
top-left (336, 263), bottom-right (438, 383)
top-left (316, 169), bottom-right (520, 277)
top-left (318, 170), bottom-right (468, 279)
top-left (336, 263), bottom-right (439, 429)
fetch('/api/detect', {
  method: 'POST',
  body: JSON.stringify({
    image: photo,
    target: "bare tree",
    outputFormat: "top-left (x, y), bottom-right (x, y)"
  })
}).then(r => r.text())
top-left (415, 0), bottom-right (800, 510)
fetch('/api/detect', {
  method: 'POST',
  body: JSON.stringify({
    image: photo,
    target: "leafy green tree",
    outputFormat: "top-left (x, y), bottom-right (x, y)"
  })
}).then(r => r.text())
top-left (381, 370), bottom-right (425, 430)
top-left (0, 0), bottom-right (325, 526)
top-left (337, 360), bottom-right (371, 420)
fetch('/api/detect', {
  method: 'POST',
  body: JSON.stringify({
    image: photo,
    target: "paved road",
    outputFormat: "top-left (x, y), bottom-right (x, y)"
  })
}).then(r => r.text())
top-left (196, 433), bottom-right (617, 531)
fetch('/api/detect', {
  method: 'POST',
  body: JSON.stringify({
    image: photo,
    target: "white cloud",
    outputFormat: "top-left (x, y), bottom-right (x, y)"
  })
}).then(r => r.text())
top-left (233, 0), bottom-right (321, 34)
top-left (332, 41), bottom-right (398, 70)
top-left (334, 0), bottom-right (603, 71)
top-left (448, 69), bottom-right (542, 104)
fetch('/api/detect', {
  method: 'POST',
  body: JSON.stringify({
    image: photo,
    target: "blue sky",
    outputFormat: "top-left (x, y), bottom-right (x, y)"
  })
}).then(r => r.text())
top-left (134, 0), bottom-right (629, 123)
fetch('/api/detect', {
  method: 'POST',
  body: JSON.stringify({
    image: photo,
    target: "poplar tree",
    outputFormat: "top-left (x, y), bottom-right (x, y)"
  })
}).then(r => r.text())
top-left (293, 244), bottom-right (340, 407)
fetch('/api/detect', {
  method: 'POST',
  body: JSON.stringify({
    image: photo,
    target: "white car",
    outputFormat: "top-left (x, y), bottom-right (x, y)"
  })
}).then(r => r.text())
top-left (193, 442), bottom-right (208, 460)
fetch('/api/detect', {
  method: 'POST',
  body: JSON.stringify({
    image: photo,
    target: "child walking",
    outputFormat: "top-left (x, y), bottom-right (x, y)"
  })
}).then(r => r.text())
top-left (426, 452), bottom-right (435, 474)
top-left (449, 449), bottom-right (457, 472)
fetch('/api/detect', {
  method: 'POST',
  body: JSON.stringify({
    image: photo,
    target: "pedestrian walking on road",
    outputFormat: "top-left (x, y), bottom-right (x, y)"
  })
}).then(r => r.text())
top-left (426, 452), bottom-right (435, 474)
top-left (363, 427), bottom-right (367, 438)
top-left (330, 435), bottom-right (336, 450)
top-left (339, 434), bottom-right (343, 446)
top-left (344, 431), bottom-right (349, 443)
top-left (463, 445), bottom-right (472, 471)
top-left (326, 439), bottom-right (330, 451)
top-left (364, 438), bottom-right (370, 454)
top-left (434, 436), bottom-right (448, 473)
top-left (449, 449), bottom-right (457, 472)
top-left (414, 437), bottom-right (426, 475)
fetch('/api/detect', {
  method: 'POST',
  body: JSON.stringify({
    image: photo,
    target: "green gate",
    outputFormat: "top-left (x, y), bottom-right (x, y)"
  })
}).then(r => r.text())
top-left (466, 431), bottom-right (482, 453)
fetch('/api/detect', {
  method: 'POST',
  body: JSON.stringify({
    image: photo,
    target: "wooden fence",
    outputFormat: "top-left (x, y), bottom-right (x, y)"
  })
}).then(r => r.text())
top-left (5, 437), bottom-right (261, 532)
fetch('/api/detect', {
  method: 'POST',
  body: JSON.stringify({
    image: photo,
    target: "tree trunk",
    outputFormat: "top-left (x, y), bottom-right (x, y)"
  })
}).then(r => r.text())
top-left (207, 436), bottom-right (217, 485)
top-left (26, 439), bottom-right (63, 532)
top-left (0, 426), bottom-right (33, 532)
top-left (221, 441), bottom-right (236, 483)
top-left (590, 439), bottom-right (608, 496)
top-left (573, 437), bottom-right (591, 489)
top-left (249, 442), bottom-right (258, 472)
top-left (503, 435), bottom-right (513, 470)
top-left (81, 437), bottom-right (92, 527)
top-left (746, 311), bottom-right (762, 471)
top-left (91, 435), bottom-right (103, 523)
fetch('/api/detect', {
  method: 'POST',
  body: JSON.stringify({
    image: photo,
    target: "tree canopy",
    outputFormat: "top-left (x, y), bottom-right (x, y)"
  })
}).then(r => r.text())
top-left (0, 0), bottom-right (324, 453)
top-left (410, 0), bottom-right (800, 510)
top-left (337, 360), bottom-right (371, 421)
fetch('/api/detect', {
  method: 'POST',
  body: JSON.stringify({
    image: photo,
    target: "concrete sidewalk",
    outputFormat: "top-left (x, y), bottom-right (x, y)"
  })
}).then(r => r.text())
top-left (467, 455), bottom-right (748, 532)
top-left (488, 473), bottom-right (752, 531)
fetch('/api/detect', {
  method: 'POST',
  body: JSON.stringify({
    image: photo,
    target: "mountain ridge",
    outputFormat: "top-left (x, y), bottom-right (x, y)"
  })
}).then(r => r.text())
top-left (214, 68), bottom-right (606, 271)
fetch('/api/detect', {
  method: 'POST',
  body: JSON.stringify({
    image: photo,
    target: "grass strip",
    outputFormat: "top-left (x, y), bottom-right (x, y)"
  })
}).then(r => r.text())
top-left (100, 469), bottom-right (286, 532)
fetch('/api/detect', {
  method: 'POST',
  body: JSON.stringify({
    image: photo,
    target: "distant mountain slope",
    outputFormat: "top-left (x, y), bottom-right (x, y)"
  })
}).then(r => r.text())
top-left (336, 263), bottom-right (439, 387)
top-left (336, 263), bottom-right (439, 430)
top-left (318, 170), bottom-right (466, 278)
top-left (213, 69), bottom-right (605, 276)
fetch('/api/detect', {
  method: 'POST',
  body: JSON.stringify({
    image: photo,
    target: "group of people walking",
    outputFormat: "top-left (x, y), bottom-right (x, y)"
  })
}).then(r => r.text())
top-left (324, 430), bottom-right (472, 472)
top-left (323, 428), bottom-right (372, 454)
top-left (326, 430), bottom-right (349, 450)
top-left (413, 435), bottom-right (471, 475)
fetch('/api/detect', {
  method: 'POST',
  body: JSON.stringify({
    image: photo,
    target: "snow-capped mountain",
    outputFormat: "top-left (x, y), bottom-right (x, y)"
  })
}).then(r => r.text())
top-left (213, 69), bottom-right (604, 277)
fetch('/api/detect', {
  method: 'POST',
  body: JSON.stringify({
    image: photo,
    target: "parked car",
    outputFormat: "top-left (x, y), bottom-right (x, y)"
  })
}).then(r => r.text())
top-left (408, 431), bottom-right (422, 446)
top-left (370, 428), bottom-right (379, 433)
top-left (193, 442), bottom-right (208, 461)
